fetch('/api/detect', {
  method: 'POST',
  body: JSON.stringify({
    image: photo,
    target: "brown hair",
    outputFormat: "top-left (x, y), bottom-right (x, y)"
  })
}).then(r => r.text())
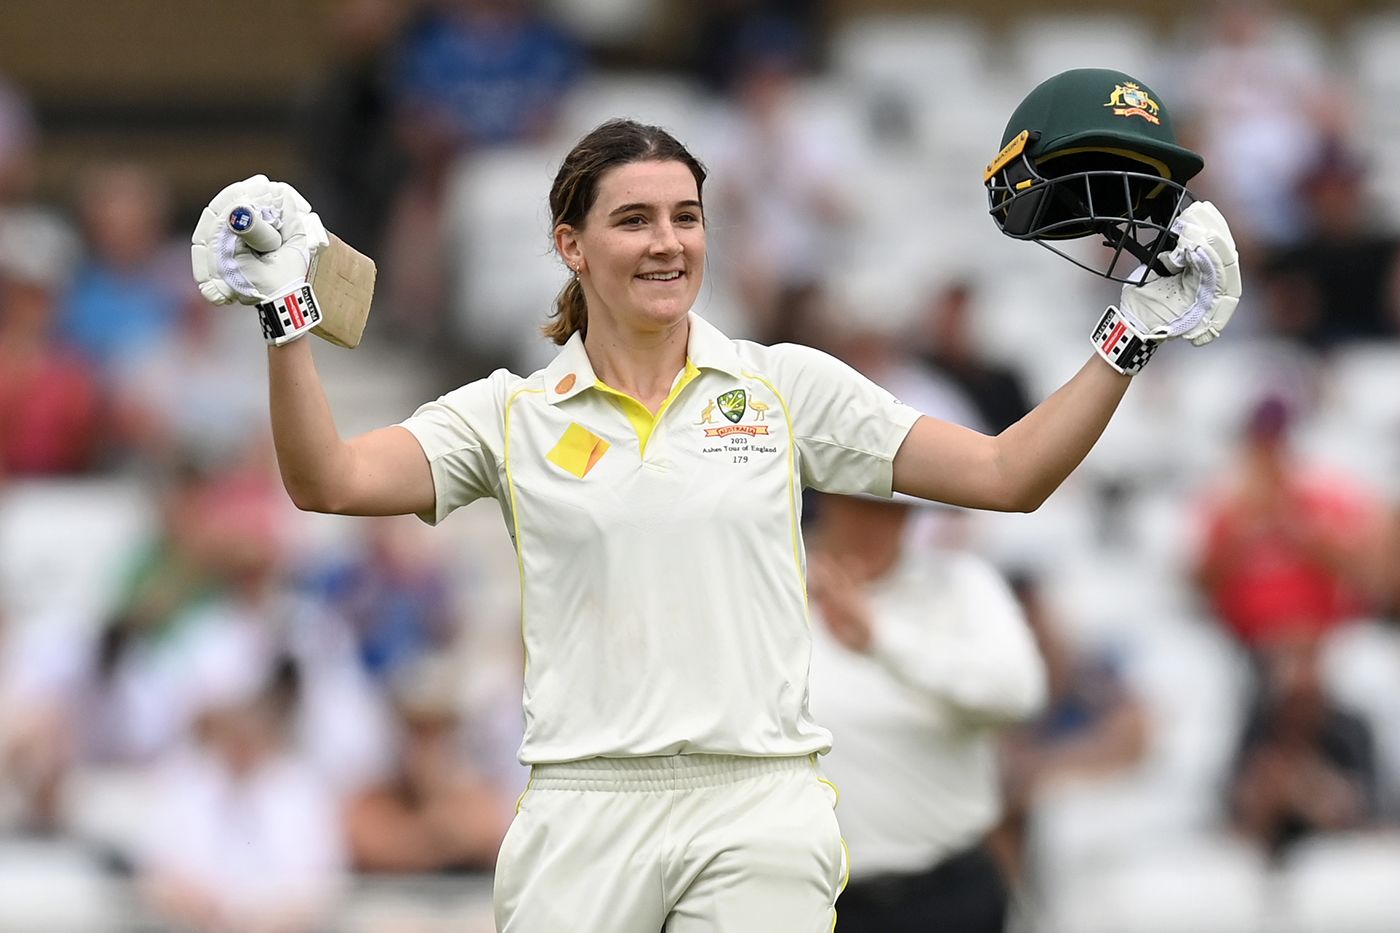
top-left (543, 119), bottom-right (708, 345)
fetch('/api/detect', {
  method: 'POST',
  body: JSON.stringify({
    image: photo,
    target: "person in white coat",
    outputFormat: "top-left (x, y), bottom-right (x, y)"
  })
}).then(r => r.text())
top-left (808, 487), bottom-right (1046, 933)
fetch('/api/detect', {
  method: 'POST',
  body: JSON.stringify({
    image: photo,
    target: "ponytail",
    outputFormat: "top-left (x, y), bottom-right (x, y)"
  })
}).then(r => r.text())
top-left (543, 274), bottom-right (587, 345)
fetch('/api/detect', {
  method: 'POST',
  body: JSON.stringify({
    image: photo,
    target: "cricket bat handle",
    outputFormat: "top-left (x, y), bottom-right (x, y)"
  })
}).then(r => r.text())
top-left (226, 204), bottom-right (283, 253)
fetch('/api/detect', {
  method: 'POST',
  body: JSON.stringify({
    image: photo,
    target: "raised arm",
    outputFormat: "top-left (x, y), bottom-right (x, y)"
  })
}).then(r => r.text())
top-left (191, 175), bottom-right (436, 518)
top-left (894, 200), bottom-right (1240, 513)
top-left (268, 339), bottom-right (434, 516)
top-left (893, 357), bottom-right (1128, 512)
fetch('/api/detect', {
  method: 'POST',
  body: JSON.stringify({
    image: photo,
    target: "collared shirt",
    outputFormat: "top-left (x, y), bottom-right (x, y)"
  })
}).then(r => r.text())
top-left (809, 547), bottom-right (1046, 877)
top-left (400, 313), bottom-right (921, 763)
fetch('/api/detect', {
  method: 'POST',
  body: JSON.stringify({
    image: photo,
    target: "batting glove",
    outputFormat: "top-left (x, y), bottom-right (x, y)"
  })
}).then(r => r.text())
top-left (190, 175), bottom-right (331, 345)
top-left (1093, 200), bottom-right (1242, 374)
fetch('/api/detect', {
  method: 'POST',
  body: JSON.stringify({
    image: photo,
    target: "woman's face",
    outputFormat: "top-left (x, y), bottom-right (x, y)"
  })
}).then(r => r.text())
top-left (559, 159), bottom-right (705, 337)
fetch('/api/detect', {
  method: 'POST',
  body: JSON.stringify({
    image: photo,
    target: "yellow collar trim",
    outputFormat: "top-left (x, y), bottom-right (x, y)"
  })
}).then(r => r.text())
top-left (595, 359), bottom-right (702, 456)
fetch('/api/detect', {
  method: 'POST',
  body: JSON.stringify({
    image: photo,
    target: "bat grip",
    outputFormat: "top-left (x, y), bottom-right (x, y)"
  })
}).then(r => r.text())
top-left (227, 204), bottom-right (283, 253)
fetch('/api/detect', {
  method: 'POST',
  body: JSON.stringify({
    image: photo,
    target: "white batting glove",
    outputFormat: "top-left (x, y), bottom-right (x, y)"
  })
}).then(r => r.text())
top-left (190, 175), bottom-right (331, 344)
top-left (1093, 201), bottom-right (1242, 374)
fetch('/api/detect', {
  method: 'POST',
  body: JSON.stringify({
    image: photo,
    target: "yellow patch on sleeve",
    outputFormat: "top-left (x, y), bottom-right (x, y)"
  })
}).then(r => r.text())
top-left (546, 423), bottom-right (609, 478)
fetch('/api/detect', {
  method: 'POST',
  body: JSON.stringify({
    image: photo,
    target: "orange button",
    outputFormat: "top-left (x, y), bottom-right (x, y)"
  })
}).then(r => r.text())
top-left (555, 373), bottom-right (577, 393)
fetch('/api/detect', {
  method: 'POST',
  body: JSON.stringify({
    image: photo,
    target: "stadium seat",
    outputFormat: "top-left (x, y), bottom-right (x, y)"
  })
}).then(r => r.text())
top-left (1321, 621), bottom-right (1400, 819)
top-left (830, 14), bottom-right (990, 97)
top-left (1119, 482), bottom-right (1206, 579)
top-left (1079, 356), bottom-right (1188, 485)
top-left (443, 144), bottom-right (571, 376)
top-left (1147, 337), bottom-right (1321, 473)
top-left (1346, 13), bottom-right (1400, 224)
top-left (1317, 341), bottom-right (1400, 433)
top-left (1276, 834), bottom-right (1400, 933)
top-left (314, 338), bottom-right (447, 438)
top-left (0, 836), bottom-right (130, 930)
top-left (1005, 14), bottom-right (1160, 91)
top-left (1345, 14), bottom-right (1400, 121)
top-left (832, 152), bottom-right (960, 330)
top-left (553, 72), bottom-right (713, 152)
top-left (58, 765), bottom-right (161, 863)
top-left (1120, 616), bottom-right (1252, 800)
top-left (0, 478), bottom-right (153, 626)
top-left (967, 475), bottom-right (1099, 584)
top-left (541, 0), bottom-right (662, 46)
top-left (834, 14), bottom-right (1024, 170)
top-left (337, 873), bottom-right (496, 933)
top-left (1022, 615), bottom-right (1250, 926)
top-left (1293, 415), bottom-right (1398, 502)
top-left (1040, 832), bottom-right (1270, 933)
top-left (828, 14), bottom-right (1013, 167)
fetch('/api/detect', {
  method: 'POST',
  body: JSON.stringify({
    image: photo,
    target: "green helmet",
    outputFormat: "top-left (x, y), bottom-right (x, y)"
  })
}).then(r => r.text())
top-left (984, 68), bottom-right (1204, 283)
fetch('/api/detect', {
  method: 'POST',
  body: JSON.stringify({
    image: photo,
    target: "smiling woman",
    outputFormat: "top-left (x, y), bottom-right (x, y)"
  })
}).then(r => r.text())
top-left (196, 110), bottom-right (1241, 933)
top-left (544, 122), bottom-right (710, 410)
top-left (553, 158), bottom-right (707, 404)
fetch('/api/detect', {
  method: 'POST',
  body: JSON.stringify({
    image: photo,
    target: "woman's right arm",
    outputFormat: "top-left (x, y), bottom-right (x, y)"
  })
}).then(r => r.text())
top-left (268, 338), bottom-right (435, 517)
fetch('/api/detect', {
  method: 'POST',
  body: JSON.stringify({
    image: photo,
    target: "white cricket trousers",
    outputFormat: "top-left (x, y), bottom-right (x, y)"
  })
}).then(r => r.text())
top-left (493, 754), bottom-right (848, 933)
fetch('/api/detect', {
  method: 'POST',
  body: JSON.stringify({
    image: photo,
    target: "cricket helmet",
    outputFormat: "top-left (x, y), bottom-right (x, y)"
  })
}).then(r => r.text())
top-left (984, 68), bottom-right (1204, 283)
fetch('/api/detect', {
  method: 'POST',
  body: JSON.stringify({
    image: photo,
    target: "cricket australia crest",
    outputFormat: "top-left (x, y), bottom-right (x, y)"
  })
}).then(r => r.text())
top-left (1104, 82), bottom-right (1161, 125)
top-left (717, 389), bottom-right (747, 424)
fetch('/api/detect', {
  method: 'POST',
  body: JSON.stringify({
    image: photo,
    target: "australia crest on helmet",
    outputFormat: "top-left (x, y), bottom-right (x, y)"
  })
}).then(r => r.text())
top-left (1104, 82), bottom-right (1161, 125)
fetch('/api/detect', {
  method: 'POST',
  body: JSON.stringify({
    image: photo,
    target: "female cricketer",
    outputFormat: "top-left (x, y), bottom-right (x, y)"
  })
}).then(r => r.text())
top-left (191, 108), bottom-right (1238, 931)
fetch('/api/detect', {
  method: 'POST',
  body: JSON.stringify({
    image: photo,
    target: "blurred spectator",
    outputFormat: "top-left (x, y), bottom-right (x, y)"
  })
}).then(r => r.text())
top-left (1228, 633), bottom-right (1378, 859)
top-left (705, 18), bottom-right (854, 344)
top-left (990, 573), bottom-right (1151, 885)
top-left (683, 1), bottom-right (825, 93)
top-left (301, 0), bottom-right (413, 264)
top-left (0, 254), bottom-right (102, 477)
top-left (137, 657), bottom-right (348, 933)
top-left (109, 291), bottom-right (267, 472)
top-left (152, 469), bottom-right (395, 795)
top-left (806, 493), bottom-right (1045, 933)
top-left (391, 0), bottom-right (582, 152)
top-left (1171, 0), bottom-right (1345, 252)
top-left (1261, 138), bottom-right (1400, 347)
top-left (0, 75), bottom-right (79, 302)
top-left (822, 317), bottom-right (985, 435)
top-left (914, 278), bottom-right (1032, 434)
top-left (379, 0), bottom-right (583, 343)
top-left (307, 515), bottom-right (459, 686)
top-left (73, 461), bottom-right (292, 766)
top-left (0, 78), bottom-right (94, 478)
top-left (1377, 508), bottom-right (1400, 622)
top-left (343, 655), bottom-right (510, 874)
top-left (57, 162), bottom-right (187, 377)
top-left (0, 605), bottom-right (91, 833)
top-left (1192, 394), bottom-right (1385, 656)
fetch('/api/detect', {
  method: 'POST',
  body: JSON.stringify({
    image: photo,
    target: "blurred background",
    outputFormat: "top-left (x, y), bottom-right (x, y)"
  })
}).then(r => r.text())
top-left (2, 0), bottom-right (1400, 930)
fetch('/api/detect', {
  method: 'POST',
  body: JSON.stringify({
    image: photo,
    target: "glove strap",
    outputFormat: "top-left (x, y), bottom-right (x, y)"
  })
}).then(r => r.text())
top-left (256, 281), bottom-right (322, 346)
top-left (1091, 305), bottom-right (1158, 375)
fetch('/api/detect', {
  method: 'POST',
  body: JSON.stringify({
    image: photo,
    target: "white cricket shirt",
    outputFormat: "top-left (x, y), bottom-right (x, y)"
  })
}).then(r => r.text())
top-left (808, 547), bottom-right (1046, 877)
top-left (400, 314), bottom-right (922, 764)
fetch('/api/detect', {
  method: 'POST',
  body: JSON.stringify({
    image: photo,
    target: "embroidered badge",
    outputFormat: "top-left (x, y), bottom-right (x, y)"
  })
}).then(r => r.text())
top-left (717, 389), bottom-right (747, 424)
top-left (1104, 82), bottom-right (1161, 125)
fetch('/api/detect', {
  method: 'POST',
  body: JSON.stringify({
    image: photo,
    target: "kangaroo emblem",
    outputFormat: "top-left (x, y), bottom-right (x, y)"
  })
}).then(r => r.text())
top-left (697, 398), bottom-right (718, 424)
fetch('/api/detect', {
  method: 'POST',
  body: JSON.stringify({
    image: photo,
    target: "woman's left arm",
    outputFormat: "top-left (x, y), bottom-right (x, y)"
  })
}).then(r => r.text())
top-left (894, 200), bottom-right (1241, 513)
top-left (892, 356), bottom-right (1129, 512)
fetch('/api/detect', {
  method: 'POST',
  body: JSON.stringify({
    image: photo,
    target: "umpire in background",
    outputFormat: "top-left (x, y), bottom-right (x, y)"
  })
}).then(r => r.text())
top-left (807, 439), bottom-right (1046, 933)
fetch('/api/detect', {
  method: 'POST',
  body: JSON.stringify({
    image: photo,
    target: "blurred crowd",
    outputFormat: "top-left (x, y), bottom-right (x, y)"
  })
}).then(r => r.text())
top-left (3, 0), bottom-right (1400, 930)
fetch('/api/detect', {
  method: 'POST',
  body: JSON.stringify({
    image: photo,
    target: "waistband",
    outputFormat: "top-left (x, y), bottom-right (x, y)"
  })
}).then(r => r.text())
top-left (527, 753), bottom-right (814, 792)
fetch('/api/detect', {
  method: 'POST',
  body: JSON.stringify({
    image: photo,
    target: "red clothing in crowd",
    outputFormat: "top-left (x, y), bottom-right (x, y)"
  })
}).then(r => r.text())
top-left (1199, 469), bottom-right (1379, 647)
top-left (0, 348), bottom-right (101, 475)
